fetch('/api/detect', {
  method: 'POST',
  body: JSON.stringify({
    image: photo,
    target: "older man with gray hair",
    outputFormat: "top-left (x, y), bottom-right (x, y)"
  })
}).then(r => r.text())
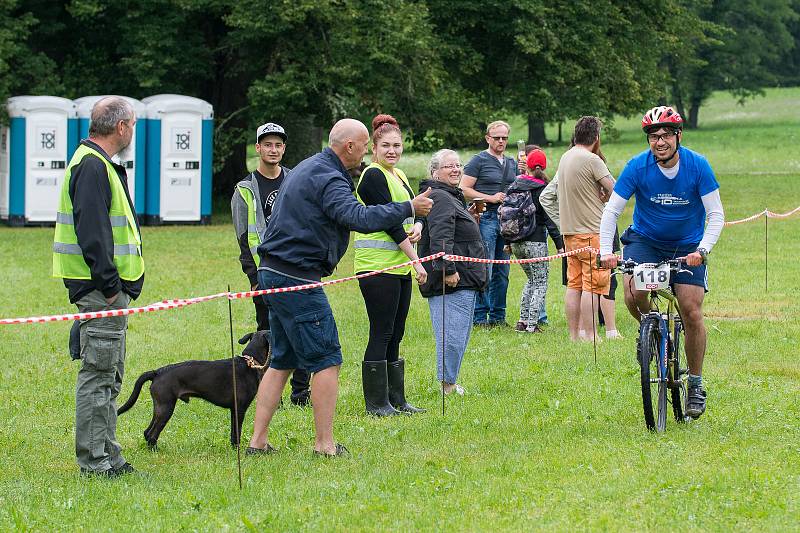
top-left (53, 96), bottom-right (143, 477)
top-left (246, 118), bottom-right (434, 457)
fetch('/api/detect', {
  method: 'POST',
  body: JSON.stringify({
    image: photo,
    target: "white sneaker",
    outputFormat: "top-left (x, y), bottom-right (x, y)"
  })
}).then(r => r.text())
top-left (606, 330), bottom-right (624, 340)
top-left (443, 383), bottom-right (465, 396)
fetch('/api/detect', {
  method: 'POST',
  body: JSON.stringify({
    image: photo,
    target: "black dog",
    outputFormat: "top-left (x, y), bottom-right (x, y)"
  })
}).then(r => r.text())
top-left (117, 331), bottom-right (269, 448)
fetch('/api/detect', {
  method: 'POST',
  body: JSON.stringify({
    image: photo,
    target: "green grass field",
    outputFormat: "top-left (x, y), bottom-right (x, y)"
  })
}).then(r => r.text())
top-left (1, 88), bottom-right (799, 531)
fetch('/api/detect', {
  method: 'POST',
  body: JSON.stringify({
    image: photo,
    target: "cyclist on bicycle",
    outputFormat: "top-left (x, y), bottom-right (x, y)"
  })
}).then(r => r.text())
top-left (598, 106), bottom-right (725, 419)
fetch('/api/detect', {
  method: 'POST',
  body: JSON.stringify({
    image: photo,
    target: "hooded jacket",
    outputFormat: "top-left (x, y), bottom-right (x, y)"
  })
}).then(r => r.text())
top-left (416, 179), bottom-right (488, 298)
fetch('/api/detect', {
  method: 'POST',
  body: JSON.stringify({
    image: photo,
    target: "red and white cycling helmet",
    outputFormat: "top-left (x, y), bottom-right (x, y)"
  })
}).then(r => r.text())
top-left (641, 106), bottom-right (684, 133)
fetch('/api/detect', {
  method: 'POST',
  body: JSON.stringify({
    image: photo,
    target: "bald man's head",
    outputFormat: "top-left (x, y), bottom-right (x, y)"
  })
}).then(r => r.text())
top-left (328, 118), bottom-right (369, 169)
top-left (328, 119), bottom-right (368, 147)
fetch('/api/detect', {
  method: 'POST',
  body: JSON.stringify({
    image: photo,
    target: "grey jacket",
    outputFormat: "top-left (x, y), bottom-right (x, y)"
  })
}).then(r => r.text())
top-left (231, 168), bottom-right (288, 285)
top-left (539, 173), bottom-right (560, 230)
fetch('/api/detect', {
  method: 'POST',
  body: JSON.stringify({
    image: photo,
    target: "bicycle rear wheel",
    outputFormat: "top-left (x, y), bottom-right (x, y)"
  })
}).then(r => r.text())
top-left (670, 318), bottom-right (688, 422)
top-left (639, 315), bottom-right (666, 432)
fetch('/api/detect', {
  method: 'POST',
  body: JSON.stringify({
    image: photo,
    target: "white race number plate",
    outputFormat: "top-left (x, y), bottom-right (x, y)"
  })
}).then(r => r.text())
top-left (633, 263), bottom-right (670, 290)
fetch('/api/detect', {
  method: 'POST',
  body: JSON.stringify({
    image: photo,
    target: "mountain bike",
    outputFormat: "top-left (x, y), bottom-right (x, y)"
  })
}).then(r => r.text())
top-left (617, 259), bottom-right (692, 432)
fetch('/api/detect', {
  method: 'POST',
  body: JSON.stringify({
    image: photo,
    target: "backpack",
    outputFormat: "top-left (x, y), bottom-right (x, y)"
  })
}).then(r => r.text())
top-left (498, 189), bottom-right (536, 243)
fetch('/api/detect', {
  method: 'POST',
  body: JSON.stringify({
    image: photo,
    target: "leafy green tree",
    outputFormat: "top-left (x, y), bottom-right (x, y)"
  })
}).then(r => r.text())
top-left (668, 0), bottom-right (798, 128)
top-left (427, 0), bottom-right (691, 145)
top-left (0, 0), bottom-right (61, 120)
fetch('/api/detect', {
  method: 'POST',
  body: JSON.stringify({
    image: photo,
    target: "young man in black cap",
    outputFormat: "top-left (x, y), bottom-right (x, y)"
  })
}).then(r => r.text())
top-left (231, 122), bottom-right (311, 406)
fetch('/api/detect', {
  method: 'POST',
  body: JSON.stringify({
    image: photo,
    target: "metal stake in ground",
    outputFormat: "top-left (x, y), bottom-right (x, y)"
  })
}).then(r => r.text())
top-left (590, 246), bottom-right (597, 363)
top-left (227, 284), bottom-right (242, 490)
top-left (765, 208), bottom-right (768, 292)
top-left (441, 240), bottom-right (446, 416)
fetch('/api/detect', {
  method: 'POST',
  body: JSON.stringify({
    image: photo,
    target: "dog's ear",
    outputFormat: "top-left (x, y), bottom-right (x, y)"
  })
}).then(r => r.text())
top-left (238, 332), bottom-right (254, 345)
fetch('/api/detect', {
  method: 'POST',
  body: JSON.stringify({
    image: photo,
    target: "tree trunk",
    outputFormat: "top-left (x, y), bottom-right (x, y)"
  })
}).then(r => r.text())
top-left (527, 114), bottom-right (547, 145)
top-left (688, 101), bottom-right (700, 129)
top-left (282, 115), bottom-right (323, 168)
top-left (209, 65), bottom-right (249, 198)
top-left (476, 121), bottom-right (487, 149)
top-left (557, 122), bottom-right (562, 143)
top-left (672, 83), bottom-right (686, 121)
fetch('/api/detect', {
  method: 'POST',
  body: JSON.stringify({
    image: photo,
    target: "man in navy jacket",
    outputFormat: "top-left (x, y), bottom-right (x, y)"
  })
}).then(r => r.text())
top-left (246, 119), bottom-right (434, 457)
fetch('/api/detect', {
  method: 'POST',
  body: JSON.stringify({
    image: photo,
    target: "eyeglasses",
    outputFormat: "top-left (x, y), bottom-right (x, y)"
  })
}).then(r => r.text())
top-left (489, 136), bottom-right (508, 141)
top-left (647, 131), bottom-right (678, 143)
top-left (441, 163), bottom-right (462, 170)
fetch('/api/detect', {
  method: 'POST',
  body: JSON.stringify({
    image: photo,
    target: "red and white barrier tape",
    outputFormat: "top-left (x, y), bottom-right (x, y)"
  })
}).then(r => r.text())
top-left (767, 205), bottom-right (800, 219)
top-left (725, 205), bottom-right (800, 226)
top-left (724, 209), bottom-right (768, 226)
top-left (444, 246), bottom-right (593, 265)
top-left (229, 253), bottom-right (445, 300)
top-left (3, 203), bottom-right (798, 326)
top-left (0, 254), bottom-right (443, 325)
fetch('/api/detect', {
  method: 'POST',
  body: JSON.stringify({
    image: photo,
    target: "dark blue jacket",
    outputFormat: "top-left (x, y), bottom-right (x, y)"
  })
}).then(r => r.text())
top-left (258, 148), bottom-right (412, 280)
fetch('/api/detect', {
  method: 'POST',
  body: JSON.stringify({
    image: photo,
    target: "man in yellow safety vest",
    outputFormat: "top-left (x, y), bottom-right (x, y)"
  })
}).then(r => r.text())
top-left (53, 96), bottom-right (144, 478)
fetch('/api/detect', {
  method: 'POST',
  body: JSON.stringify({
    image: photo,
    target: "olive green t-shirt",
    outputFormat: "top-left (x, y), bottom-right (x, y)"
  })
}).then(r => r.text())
top-left (556, 147), bottom-right (611, 235)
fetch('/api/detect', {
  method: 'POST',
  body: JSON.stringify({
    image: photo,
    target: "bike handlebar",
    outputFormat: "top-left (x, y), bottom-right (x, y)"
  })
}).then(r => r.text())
top-left (615, 258), bottom-right (687, 275)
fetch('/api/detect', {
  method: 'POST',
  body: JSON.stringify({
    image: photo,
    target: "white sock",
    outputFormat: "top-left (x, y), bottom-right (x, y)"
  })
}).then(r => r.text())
top-left (606, 329), bottom-right (620, 338)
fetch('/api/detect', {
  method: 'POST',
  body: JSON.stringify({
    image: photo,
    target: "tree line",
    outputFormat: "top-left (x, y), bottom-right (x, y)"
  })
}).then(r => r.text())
top-left (1, 0), bottom-right (797, 194)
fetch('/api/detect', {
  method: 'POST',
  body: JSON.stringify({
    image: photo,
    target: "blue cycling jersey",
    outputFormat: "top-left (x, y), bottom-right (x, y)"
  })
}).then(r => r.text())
top-left (615, 146), bottom-right (719, 247)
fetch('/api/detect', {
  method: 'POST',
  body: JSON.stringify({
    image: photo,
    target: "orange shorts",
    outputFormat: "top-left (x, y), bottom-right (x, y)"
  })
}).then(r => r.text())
top-left (565, 234), bottom-right (610, 295)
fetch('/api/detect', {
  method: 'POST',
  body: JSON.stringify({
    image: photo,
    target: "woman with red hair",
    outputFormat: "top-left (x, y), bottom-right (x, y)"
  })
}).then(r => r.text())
top-left (353, 114), bottom-right (427, 416)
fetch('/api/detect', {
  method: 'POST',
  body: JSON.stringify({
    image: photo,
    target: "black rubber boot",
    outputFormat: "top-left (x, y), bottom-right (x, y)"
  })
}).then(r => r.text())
top-left (387, 359), bottom-right (426, 414)
top-left (290, 368), bottom-right (311, 406)
top-left (362, 361), bottom-right (400, 416)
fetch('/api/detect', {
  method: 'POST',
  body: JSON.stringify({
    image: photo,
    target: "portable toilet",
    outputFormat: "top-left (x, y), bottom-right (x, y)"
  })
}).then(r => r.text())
top-left (143, 94), bottom-right (213, 225)
top-left (0, 96), bottom-right (78, 226)
top-left (75, 96), bottom-right (147, 210)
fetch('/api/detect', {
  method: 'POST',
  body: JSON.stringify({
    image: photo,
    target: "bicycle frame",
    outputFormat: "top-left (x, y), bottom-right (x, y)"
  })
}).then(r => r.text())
top-left (646, 288), bottom-right (682, 386)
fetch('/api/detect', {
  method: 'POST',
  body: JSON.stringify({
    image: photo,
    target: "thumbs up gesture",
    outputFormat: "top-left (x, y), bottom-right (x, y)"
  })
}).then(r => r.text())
top-left (412, 187), bottom-right (434, 217)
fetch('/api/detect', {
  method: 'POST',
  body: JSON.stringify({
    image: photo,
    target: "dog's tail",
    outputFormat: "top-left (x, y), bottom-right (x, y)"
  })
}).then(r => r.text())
top-left (117, 370), bottom-right (158, 415)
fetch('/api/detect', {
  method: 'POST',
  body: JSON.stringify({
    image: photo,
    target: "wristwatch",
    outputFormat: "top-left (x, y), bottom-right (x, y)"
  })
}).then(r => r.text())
top-left (696, 247), bottom-right (708, 264)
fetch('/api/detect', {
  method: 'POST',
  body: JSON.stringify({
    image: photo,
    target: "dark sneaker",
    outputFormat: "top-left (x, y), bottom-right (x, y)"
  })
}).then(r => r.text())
top-left (473, 321), bottom-right (490, 329)
top-left (245, 444), bottom-right (277, 455)
top-left (514, 321), bottom-right (527, 332)
top-left (488, 320), bottom-right (511, 328)
top-left (290, 393), bottom-right (310, 407)
top-left (113, 462), bottom-right (136, 475)
top-left (686, 386), bottom-right (707, 419)
top-left (525, 325), bottom-right (543, 334)
top-left (80, 468), bottom-right (120, 479)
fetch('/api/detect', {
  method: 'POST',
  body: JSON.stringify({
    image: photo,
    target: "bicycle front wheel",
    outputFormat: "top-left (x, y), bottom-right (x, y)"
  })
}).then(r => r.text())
top-left (639, 315), bottom-right (666, 432)
top-left (670, 318), bottom-right (688, 422)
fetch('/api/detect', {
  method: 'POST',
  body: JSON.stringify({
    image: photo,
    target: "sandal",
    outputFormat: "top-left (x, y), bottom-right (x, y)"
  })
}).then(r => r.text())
top-left (245, 444), bottom-right (277, 455)
top-left (313, 443), bottom-right (349, 458)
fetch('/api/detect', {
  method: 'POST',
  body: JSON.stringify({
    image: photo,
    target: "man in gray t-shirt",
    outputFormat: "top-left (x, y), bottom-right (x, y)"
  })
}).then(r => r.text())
top-left (461, 120), bottom-right (518, 326)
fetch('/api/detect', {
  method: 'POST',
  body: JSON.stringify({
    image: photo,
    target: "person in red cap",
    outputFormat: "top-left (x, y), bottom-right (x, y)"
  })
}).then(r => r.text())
top-left (499, 147), bottom-right (564, 333)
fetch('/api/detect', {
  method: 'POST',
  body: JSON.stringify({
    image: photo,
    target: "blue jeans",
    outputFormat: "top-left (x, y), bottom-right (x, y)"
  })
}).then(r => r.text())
top-left (474, 210), bottom-right (510, 324)
top-left (428, 289), bottom-right (477, 384)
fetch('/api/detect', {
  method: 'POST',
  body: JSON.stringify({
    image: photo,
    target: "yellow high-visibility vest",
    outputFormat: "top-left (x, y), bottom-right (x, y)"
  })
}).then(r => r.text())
top-left (53, 144), bottom-right (144, 280)
top-left (353, 163), bottom-right (414, 275)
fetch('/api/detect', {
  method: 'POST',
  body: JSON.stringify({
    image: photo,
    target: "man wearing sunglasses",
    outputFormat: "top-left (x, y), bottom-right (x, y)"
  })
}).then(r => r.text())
top-left (461, 120), bottom-right (518, 327)
top-left (599, 105), bottom-right (725, 420)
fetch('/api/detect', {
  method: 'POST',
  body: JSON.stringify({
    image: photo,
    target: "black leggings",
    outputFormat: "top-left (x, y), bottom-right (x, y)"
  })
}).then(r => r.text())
top-left (358, 273), bottom-right (412, 362)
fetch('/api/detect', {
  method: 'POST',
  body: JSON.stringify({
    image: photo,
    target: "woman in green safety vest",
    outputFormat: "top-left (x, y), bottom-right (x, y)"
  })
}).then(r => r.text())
top-left (354, 114), bottom-right (427, 416)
